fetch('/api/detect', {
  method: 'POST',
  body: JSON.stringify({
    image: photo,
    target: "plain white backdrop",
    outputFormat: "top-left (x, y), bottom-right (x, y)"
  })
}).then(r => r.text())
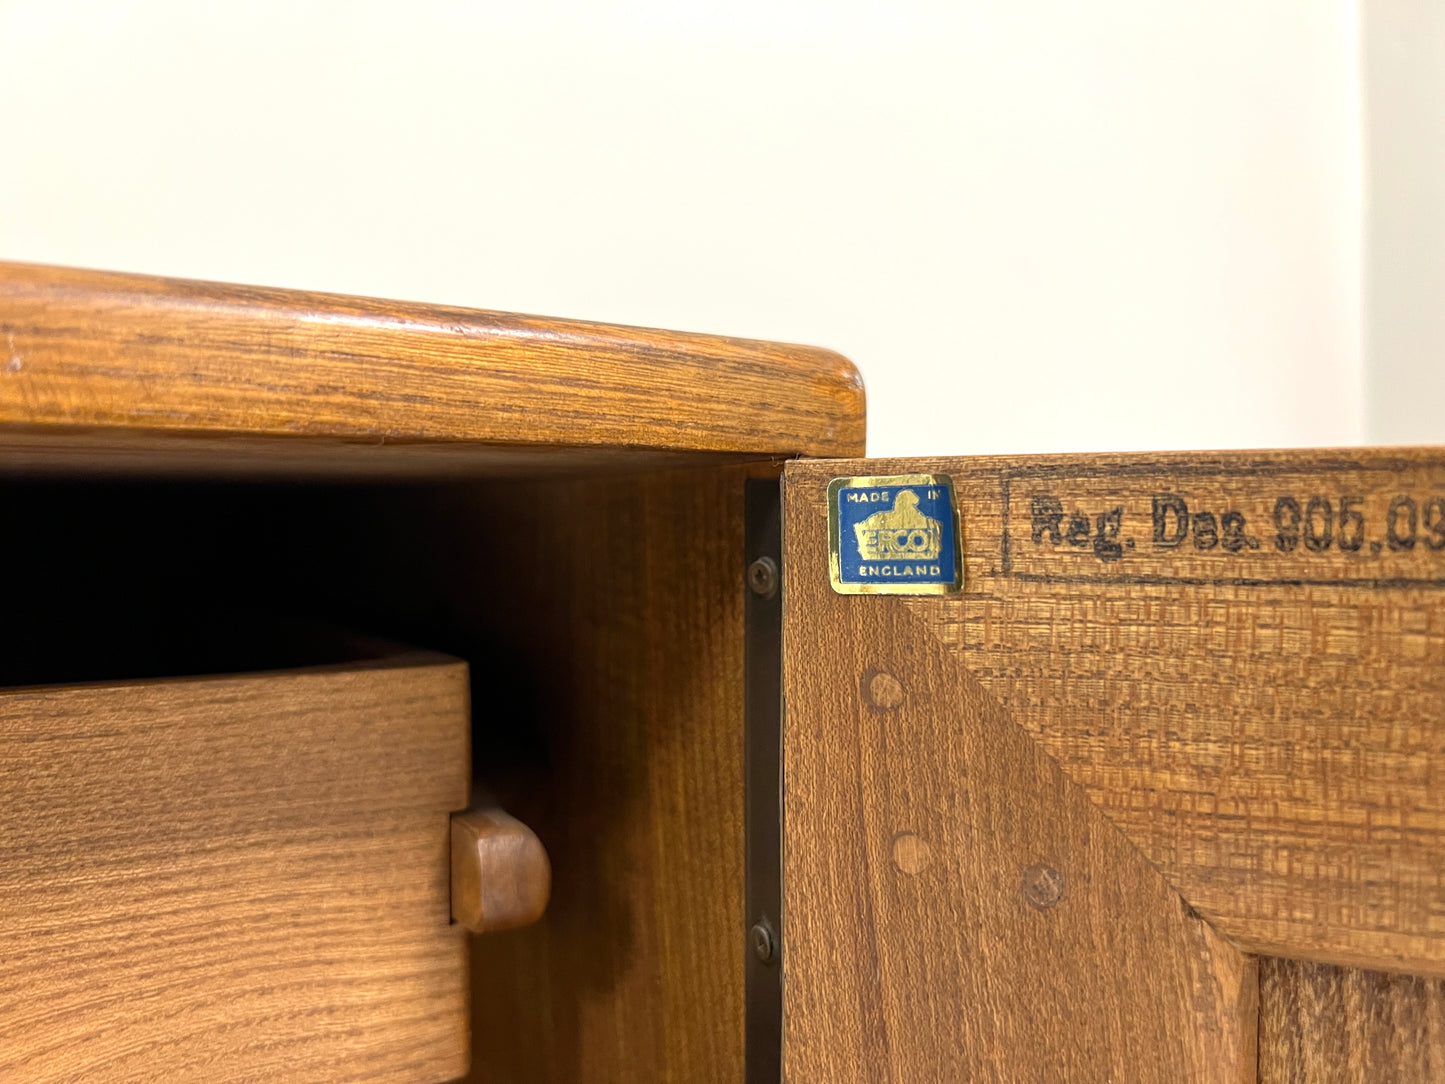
top-left (2, 1), bottom-right (1431, 456)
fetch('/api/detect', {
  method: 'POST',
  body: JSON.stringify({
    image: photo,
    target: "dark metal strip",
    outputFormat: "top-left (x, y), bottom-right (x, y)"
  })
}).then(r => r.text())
top-left (745, 477), bottom-right (783, 1083)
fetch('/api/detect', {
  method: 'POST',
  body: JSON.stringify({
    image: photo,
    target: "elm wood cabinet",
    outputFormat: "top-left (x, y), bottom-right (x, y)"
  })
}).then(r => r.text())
top-left (2, 262), bottom-right (1444, 1082)
top-left (0, 261), bottom-right (861, 1083)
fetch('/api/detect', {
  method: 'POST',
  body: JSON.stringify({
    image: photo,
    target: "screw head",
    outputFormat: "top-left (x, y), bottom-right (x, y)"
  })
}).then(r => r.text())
top-left (747, 557), bottom-right (779, 599)
top-left (750, 921), bottom-right (776, 963)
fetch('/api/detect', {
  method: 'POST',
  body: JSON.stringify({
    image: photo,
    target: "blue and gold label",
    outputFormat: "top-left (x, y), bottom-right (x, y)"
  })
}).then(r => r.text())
top-left (828, 474), bottom-right (962, 594)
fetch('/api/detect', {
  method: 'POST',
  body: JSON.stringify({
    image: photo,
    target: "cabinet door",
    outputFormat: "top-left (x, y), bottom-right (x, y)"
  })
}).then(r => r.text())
top-left (779, 451), bottom-right (1445, 1082)
top-left (0, 651), bottom-right (471, 1081)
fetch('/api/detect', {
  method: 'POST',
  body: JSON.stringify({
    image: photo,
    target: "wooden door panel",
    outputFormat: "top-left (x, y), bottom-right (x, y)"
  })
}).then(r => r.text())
top-left (788, 451), bottom-right (1445, 973)
top-left (1258, 957), bottom-right (1445, 1082)
top-left (783, 450), bottom-right (1445, 1079)
top-left (0, 652), bottom-right (470, 1081)
top-left (782, 463), bottom-right (1256, 1081)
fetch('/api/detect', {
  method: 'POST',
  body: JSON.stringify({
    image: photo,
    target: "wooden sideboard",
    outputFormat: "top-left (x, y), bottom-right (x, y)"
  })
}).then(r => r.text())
top-left (0, 261), bottom-right (1441, 1082)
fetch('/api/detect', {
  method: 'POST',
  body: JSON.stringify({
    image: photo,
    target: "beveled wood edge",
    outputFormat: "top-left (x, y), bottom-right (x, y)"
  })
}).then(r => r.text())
top-left (0, 261), bottom-right (866, 462)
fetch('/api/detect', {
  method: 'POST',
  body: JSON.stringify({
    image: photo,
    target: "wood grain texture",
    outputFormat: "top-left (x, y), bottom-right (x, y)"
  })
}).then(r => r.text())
top-left (461, 467), bottom-right (749, 1081)
top-left (790, 451), bottom-right (1445, 974)
top-left (284, 466), bottom-right (755, 1080)
top-left (0, 261), bottom-right (864, 467)
top-left (0, 428), bottom-right (755, 480)
top-left (450, 805), bottom-right (552, 933)
top-left (1259, 957), bottom-right (1445, 1082)
top-left (0, 652), bottom-right (471, 1081)
top-left (782, 466), bottom-right (1258, 1081)
top-left (0, 466), bottom-right (751, 1079)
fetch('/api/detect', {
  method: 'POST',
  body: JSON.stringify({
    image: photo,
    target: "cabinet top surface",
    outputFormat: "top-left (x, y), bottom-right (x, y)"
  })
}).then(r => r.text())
top-left (0, 261), bottom-right (865, 475)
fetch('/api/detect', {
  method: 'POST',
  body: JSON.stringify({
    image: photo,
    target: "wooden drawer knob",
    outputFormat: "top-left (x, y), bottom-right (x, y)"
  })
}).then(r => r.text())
top-left (450, 805), bottom-right (551, 933)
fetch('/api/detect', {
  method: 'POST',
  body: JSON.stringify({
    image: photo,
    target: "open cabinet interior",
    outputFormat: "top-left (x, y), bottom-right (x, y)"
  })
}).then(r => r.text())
top-left (0, 260), bottom-right (869, 1082)
top-left (0, 462), bottom-right (760, 1081)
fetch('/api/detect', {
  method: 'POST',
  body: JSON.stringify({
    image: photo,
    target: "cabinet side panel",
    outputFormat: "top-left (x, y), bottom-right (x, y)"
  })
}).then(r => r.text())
top-left (387, 467), bottom-right (749, 1082)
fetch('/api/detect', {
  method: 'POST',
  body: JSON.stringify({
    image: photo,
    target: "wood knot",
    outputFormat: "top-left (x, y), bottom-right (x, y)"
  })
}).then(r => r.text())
top-left (1021, 863), bottom-right (1065, 911)
top-left (863, 670), bottom-right (905, 711)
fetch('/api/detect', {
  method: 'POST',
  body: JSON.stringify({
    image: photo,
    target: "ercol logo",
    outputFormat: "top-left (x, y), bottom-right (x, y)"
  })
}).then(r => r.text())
top-left (852, 489), bottom-right (943, 561)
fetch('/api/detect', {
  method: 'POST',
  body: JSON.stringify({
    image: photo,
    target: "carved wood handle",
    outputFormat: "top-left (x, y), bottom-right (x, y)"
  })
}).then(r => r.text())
top-left (450, 805), bottom-right (551, 933)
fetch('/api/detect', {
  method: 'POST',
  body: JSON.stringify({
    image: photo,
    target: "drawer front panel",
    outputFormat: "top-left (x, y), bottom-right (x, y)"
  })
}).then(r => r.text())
top-left (0, 655), bottom-right (470, 1082)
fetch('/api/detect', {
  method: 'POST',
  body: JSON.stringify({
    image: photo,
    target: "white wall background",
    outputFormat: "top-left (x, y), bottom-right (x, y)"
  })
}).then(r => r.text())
top-left (1364, 0), bottom-right (1445, 445)
top-left (0, 1), bottom-right (1417, 457)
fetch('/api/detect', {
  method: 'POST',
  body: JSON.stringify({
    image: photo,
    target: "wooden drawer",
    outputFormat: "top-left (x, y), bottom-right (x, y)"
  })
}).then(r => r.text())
top-left (0, 647), bottom-right (471, 1081)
